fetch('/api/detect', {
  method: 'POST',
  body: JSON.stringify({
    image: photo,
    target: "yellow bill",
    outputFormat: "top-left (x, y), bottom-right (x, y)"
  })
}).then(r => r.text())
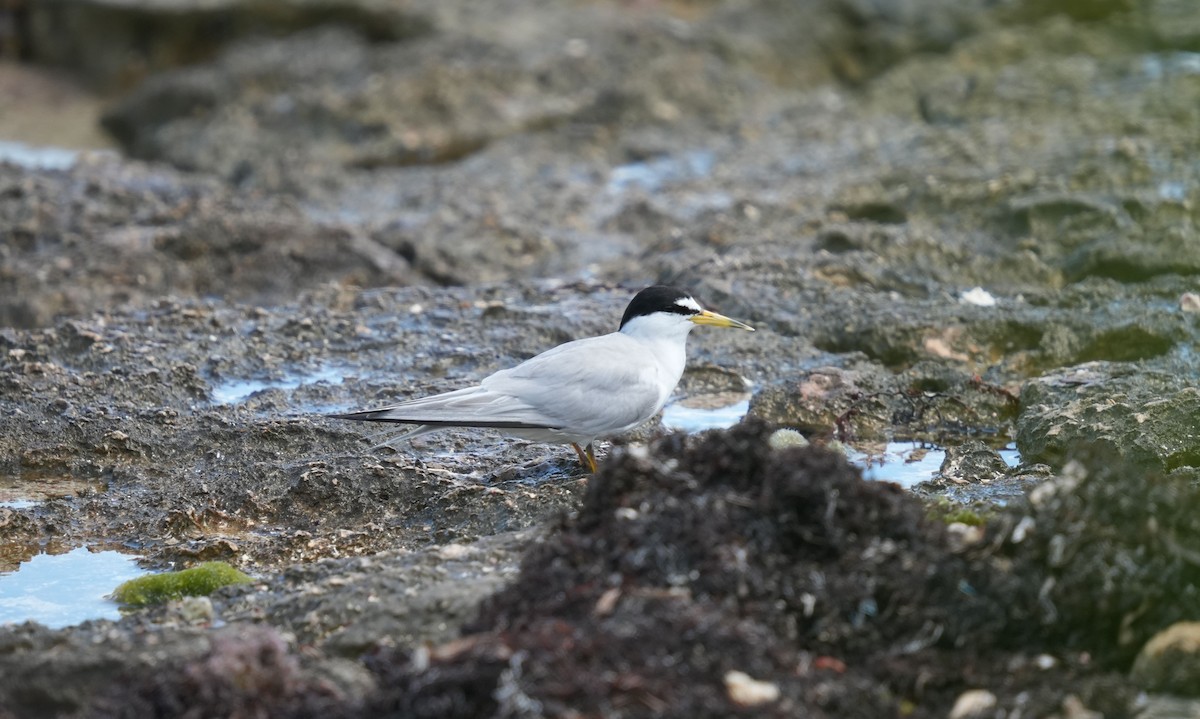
top-left (689, 309), bottom-right (755, 331)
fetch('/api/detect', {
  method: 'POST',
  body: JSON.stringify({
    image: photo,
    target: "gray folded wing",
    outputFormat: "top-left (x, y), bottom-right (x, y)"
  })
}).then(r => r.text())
top-left (330, 384), bottom-right (561, 430)
top-left (331, 333), bottom-right (665, 442)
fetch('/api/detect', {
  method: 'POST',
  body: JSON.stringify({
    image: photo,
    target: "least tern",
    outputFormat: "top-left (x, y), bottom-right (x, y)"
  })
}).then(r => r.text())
top-left (331, 285), bottom-right (754, 472)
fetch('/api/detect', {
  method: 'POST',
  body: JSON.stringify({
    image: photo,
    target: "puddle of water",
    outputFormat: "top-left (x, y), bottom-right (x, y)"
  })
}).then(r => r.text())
top-left (211, 366), bottom-right (346, 405)
top-left (607, 150), bottom-right (716, 194)
top-left (0, 140), bottom-right (83, 170)
top-left (850, 442), bottom-right (947, 489)
top-left (0, 473), bottom-right (103, 508)
top-left (0, 547), bottom-right (147, 628)
top-left (848, 442), bottom-right (1021, 489)
top-left (1158, 180), bottom-right (1189, 202)
top-left (998, 445), bottom-right (1021, 467)
top-left (661, 396), bottom-right (750, 433)
top-left (1140, 52), bottom-right (1200, 81)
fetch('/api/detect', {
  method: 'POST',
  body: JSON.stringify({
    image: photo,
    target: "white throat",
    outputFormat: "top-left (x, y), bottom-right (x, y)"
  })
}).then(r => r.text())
top-left (619, 311), bottom-right (694, 395)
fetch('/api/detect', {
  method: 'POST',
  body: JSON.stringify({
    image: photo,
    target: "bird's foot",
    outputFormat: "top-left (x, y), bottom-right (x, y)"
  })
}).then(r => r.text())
top-left (571, 442), bottom-right (598, 473)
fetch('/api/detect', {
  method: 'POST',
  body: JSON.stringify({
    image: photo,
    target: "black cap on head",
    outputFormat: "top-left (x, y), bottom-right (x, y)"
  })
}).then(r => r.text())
top-left (619, 285), bottom-right (699, 329)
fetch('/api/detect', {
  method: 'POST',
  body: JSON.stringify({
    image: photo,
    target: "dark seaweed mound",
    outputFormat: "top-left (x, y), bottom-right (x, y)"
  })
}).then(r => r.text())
top-left (100, 421), bottom-right (1187, 718)
top-left (348, 422), bottom-right (1135, 718)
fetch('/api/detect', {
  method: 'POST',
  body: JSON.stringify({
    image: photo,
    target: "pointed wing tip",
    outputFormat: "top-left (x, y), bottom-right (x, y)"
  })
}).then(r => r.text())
top-left (328, 410), bottom-right (381, 422)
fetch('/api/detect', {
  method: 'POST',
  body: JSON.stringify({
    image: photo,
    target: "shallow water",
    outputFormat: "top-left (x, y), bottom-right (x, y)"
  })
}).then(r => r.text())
top-left (851, 442), bottom-right (1021, 489)
top-left (849, 443), bottom-right (947, 489)
top-left (0, 547), bottom-right (147, 628)
top-left (1139, 52), bottom-right (1200, 81)
top-left (0, 140), bottom-right (81, 170)
top-left (210, 365), bottom-right (346, 405)
top-left (0, 472), bottom-right (103, 509)
top-left (661, 397), bottom-right (751, 433)
top-left (606, 150), bottom-right (716, 194)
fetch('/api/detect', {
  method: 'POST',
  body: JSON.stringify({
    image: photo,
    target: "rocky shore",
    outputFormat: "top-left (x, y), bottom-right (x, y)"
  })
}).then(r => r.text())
top-left (2, 0), bottom-right (1199, 715)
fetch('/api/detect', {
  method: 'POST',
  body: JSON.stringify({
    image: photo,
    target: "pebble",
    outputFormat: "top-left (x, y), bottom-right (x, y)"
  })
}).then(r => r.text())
top-left (948, 689), bottom-right (997, 719)
top-left (723, 670), bottom-right (780, 707)
top-left (1131, 621), bottom-right (1200, 695)
top-left (768, 428), bottom-right (808, 450)
top-left (177, 596), bottom-right (215, 624)
top-left (945, 522), bottom-right (985, 552)
top-left (960, 287), bottom-right (998, 307)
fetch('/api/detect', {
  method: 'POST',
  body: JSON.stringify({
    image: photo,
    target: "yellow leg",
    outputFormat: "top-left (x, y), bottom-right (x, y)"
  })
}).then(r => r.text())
top-left (571, 442), bottom-right (598, 473)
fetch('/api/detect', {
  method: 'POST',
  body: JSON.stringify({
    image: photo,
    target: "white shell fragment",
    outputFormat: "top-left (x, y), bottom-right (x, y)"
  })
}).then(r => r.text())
top-left (723, 670), bottom-right (781, 707)
top-left (959, 287), bottom-right (997, 307)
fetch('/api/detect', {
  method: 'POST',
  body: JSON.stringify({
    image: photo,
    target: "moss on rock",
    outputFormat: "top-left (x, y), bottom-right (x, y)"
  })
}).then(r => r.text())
top-left (112, 562), bottom-right (253, 607)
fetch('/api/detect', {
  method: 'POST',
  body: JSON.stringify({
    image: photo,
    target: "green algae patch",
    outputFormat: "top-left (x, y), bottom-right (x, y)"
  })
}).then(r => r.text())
top-left (925, 496), bottom-right (991, 527)
top-left (112, 562), bottom-right (253, 607)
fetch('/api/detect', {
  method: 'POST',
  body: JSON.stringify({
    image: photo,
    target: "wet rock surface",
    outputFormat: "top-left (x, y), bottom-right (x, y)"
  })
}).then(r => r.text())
top-left (0, 159), bottom-right (422, 328)
top-left (1017, 363), bottom-right (1200, 470)
top-left (748, 362), bottom-right (1020, 442)
top-left (2, 0), bottom-right (1200, 715)
top-left (22, 0), bottom-right (431, 92)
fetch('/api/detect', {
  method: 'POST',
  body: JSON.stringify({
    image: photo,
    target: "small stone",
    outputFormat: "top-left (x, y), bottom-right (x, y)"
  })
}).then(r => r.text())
top-left (938, 441), bottom-right (1008, 484)
top-left (1180, 293), bottom-right (1200, 313)
top-left (177, 596), bottom-right (214, 624)
top-left (959, 287), bottom-right (997, 307)
top-left (1060, 695), bottom-right (1102, 719)
top-left (1131, 621), bottom-right (1200, 696)
top-left (1009, 516), bottom-right (1036, 543)
top-left (945, 522), bottom-right (984, 552)
top-left (437, 543), bottom-right (472, 560)
top-left (948, 689), bottom-right (997, 719)
top-left (768, 428), bottom-right (808, 450)
top-left (723, 670), bottom-right (780, 707)
top-left (592, 587), bottom-right (621, 617)
top-left (564, 38), bottom-right (589, 58)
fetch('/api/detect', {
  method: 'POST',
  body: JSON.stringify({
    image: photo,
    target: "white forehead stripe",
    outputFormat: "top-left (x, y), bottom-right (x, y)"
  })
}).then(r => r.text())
top-left (675, 297), bottom-right (702, 312)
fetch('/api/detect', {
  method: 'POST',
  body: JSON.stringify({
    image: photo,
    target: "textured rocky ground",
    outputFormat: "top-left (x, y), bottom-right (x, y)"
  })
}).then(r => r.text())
top-left (1, 0), bottom-right (1199, 715)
